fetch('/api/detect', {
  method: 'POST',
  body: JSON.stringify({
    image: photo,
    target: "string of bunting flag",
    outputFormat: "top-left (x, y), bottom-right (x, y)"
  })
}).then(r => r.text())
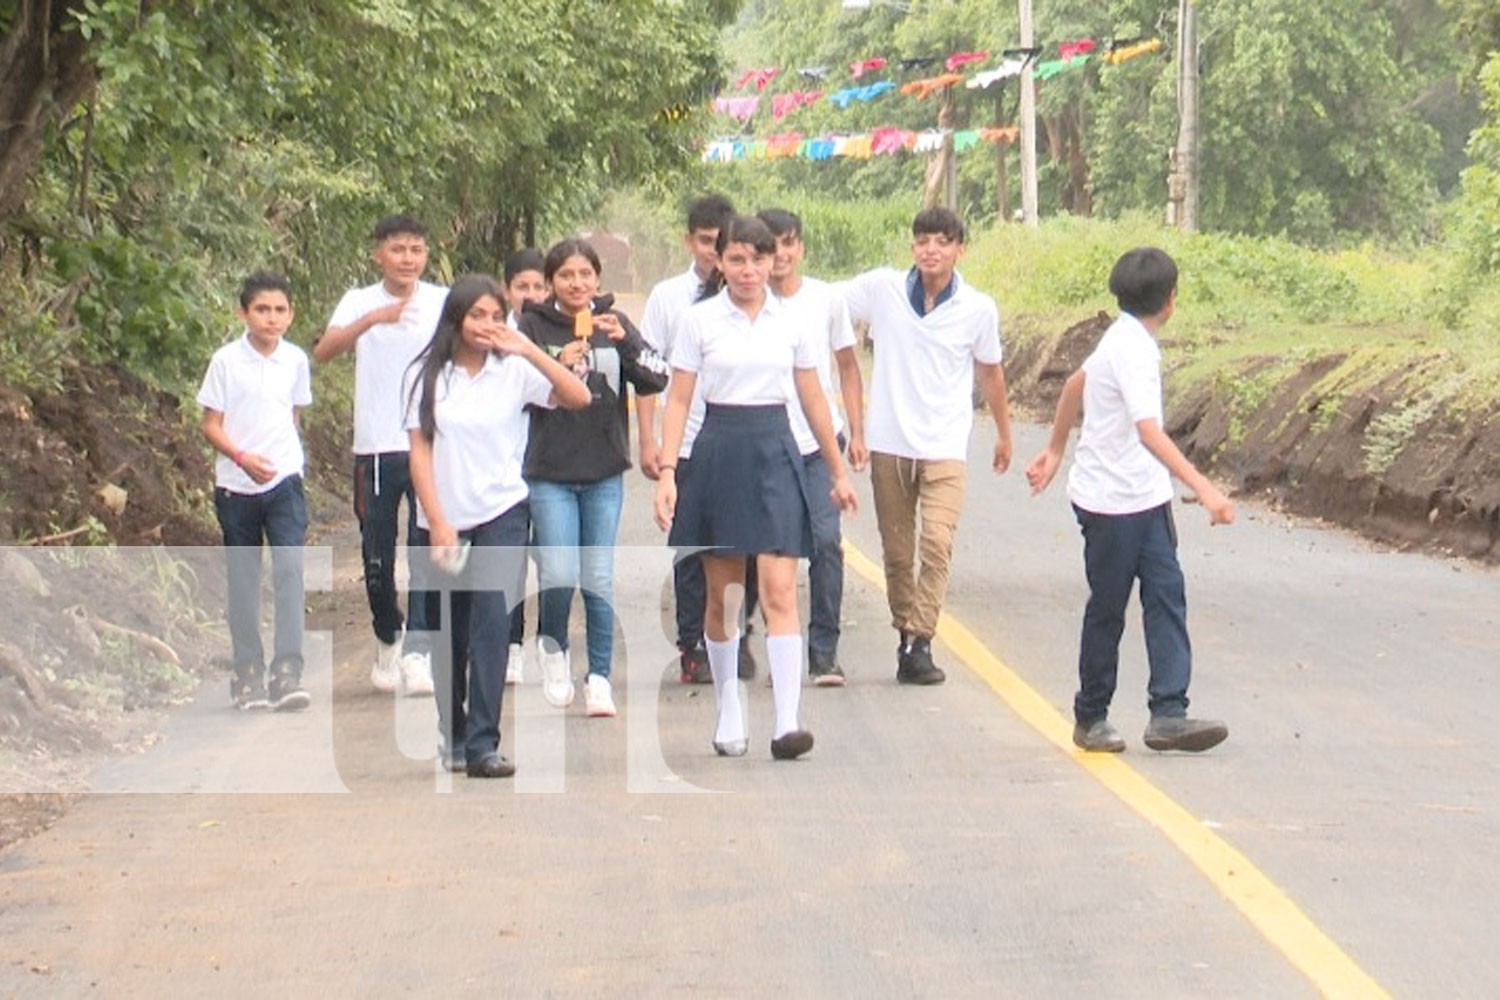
top-left (706, 36), bottom-right (1163, 124)
top-left (702, 126), bottom-right (1022, 164)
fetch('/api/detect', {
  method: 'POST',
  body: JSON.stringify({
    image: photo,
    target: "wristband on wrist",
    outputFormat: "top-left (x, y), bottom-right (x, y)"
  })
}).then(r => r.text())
top-left (659, 464), bottom-right (676, 473)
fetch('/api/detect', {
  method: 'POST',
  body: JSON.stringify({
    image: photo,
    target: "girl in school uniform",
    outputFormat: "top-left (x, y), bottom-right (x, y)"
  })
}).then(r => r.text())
top-left (517, 238), bottom-right (669, 717)
top-left (653, 215), bottom-right (858, 760)
top-left (405, 273), bottom-right (590, 777)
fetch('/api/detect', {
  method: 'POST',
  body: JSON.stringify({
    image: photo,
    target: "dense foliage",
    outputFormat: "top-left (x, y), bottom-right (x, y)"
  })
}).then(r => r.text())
top-left (0, 0), bottom-right (736, 389)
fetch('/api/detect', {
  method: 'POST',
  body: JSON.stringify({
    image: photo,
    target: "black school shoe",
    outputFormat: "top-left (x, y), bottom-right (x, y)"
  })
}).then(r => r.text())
top-left (770, 730), bottom-right (814, 760)
top-left (1143, 716), bottom-right (1228, 753)
top-left (467, 752), bottom-right (517, 778)
top-left (896, 636), bottom-right (945, 685)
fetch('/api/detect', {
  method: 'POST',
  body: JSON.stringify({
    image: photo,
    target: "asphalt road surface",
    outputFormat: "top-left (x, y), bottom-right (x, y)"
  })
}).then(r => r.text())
top-left (1, 420), bottom-right (1496, 998)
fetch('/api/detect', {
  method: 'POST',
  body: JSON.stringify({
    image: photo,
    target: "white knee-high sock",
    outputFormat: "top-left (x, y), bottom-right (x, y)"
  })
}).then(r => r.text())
top-left (704, 633), bottom-right (745, 744)
top-left (766, 633), bottom-right (804, 738)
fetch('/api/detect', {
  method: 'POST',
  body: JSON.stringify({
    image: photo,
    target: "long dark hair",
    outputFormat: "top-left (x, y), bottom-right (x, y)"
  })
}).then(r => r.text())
top-left (407, 273), bottom-right (506, 441)
top-left (695, 214), bottom-right (775, 302)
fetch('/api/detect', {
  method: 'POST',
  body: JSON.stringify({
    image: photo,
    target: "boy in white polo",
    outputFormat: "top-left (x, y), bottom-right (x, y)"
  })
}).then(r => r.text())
top-left (316, 214), bottom-right (445, 697)
top-left (758, 208), bottom-right (867, 685)
top-left (198, 271), bottom-right (313, 712)
top-left (1026, 247), bottom-right (1233, 753)
top-left (845, 207), bottom-right (1013, 685)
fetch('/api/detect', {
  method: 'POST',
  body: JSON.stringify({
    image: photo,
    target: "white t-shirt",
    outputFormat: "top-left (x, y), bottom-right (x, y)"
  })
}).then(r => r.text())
top-left (671, 292), bottom-right (817, 441)
top-left (196, 334), bottom-right (312, 495)
top-left (778, 276), bottom-right (857, 455)
top-left (844, 268), bottom-right (1002, 461)
top-left (1067, 313), bottom-right (1174, 515)
top-left (328, 280), bottom-right (448, 455)
top-left (642, 265), bottom-right (713, 459)
top-left (402, 354), bottom-right (555, 531)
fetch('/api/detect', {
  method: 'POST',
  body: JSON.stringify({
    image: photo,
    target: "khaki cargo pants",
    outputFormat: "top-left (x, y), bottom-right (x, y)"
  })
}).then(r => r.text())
top-left (869, 453), bottom-right (967, 639)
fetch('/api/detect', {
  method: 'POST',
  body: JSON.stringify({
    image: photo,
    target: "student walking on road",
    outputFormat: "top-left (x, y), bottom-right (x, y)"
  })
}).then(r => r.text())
top-left (844, 207), bottom-right (1013, 686)
top-left (758, 208), bottom-right (867, 686)
top-left (501, 248), bottom-right (550, 685)
top-left (404, 274), bottom-right (589, 777)
top-left (316, 215), bottom-right (445, 699)
top-left (198, 271), bottom-right (312, 713)
top-left (517, 239), bottom-right (669, 718)
top-left (1025, 247), bottom-right (1232, 754)
top-left (637, 194), bottom-right (753, 685)
top-left (654, 216), bottom-right (858, 761)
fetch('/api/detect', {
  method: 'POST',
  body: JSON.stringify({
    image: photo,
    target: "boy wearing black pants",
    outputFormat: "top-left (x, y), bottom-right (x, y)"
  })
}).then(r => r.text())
top-left (1026, 247), bottom-right (1233, 753)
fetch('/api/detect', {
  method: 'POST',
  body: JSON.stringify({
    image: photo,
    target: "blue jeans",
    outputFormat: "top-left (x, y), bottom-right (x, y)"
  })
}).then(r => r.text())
top-left (802, 449), bottom-right (844, 657)
top-left (353, 452), bottom-right (431, 652)
top-left (416, 503), bottom-right (529, 764)
top-left (527, 475), bottom-right (624, 679)
top-left (1073, 502), bottom-right (1191, 725)
top-left (214, 475), bottom-right (307, 677)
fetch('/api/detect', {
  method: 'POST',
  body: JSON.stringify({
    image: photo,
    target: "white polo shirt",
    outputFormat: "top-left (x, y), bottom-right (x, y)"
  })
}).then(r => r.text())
top-left (196, 333), bottom-right (312, 495)
top-left (402, 355), bottom-right (555, 531)
top-left (1067, 312), bottom-right (1174, 515)
top-left (642, 265), bottom-right (715, 460)
top-left (844, 267), bottom-right (1002, 461)
top-left (779, 276), bottom-right (857, 455)
top-left (671, 291), bottom-right (816, 433)
top-left (328, 280), bottom-right (448, 455)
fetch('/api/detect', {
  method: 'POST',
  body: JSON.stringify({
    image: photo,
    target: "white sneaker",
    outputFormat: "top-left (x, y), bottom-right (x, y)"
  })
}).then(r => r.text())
top-left (371, 638), bottom-right (401, 693)
top-left (398, 651), bottom-right (434, 697)
top-left (505, 642), bottom-right (524, 685)
top-left (585, 674), bottom-right (616, 718)
top-left (539, 646), bottom-right (574, 708)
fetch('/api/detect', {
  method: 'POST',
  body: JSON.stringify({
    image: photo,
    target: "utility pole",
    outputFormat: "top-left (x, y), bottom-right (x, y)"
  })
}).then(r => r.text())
top-left (1018, 0), bottom-right (1038, 226)
top-left (1169, 0), bottom-right (1199, 229)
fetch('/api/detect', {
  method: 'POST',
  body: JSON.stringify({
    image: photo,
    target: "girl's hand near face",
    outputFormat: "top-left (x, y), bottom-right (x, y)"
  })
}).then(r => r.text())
top-left (480, 322), bottom-right (530, 357)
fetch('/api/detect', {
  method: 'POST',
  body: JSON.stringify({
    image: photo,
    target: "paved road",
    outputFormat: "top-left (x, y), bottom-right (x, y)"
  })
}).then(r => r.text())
top-left (1, 421), bottom-right (1496, 998)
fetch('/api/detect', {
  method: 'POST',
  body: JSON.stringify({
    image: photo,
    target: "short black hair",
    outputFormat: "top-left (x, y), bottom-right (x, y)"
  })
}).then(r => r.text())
top-left (1108, 247), bottom-right (1178, 317)
top-left (503, 248), bottom-right (545, 284)
top-left (542, 238), bottom-right (602, 282)
top-left (912, 206), bottom-right (965, 243)
top-left (372, 214), bottom-right (428, 242)
top-left (687, 194), bottom-right (735, 235)
top-left (239, 270), bottom-right (292, 309)
top-left (757, 208), bottom-right (802, 240)
top-left (714, 215), bottom-right (776, 256)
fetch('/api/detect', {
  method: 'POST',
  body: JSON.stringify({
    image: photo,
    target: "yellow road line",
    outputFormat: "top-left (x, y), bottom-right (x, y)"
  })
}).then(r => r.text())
top-left (843, 539), bottom-right (1390, 999)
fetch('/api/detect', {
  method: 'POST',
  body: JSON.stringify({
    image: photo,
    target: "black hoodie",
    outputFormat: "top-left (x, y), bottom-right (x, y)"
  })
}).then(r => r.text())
top-left (517, 293), bottom-right (669, 483)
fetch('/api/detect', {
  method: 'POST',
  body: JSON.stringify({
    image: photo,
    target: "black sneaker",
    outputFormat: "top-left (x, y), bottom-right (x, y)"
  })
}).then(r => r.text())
top-left (679, 642), bottom-right (711, 684)
top-left (808, 650), bottom-right (846, 687)
top-left (230, 672), bottom-right (270, 711)
top-left (268, 674), bottom-right (311, 712)
top-left (896, 636), bottom-right (945, 685)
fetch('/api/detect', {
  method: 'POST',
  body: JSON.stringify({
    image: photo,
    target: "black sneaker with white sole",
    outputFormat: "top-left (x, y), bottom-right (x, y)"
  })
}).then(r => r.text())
top-left (808, 650), bottom-right (846, 687)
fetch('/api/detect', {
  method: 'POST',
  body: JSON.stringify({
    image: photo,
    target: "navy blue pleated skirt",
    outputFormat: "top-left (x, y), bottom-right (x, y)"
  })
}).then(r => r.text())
top-left (669, 403), bottom-right (813, 558)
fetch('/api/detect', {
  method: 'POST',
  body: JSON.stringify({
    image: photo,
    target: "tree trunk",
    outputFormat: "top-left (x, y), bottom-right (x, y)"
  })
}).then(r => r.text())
top-left (0, 0), bottom-right (100, 224)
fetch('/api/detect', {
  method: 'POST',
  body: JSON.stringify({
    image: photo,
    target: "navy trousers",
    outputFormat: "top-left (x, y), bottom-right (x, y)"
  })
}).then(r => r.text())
top-left (1073, 501), bottom-right (1192, 725)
